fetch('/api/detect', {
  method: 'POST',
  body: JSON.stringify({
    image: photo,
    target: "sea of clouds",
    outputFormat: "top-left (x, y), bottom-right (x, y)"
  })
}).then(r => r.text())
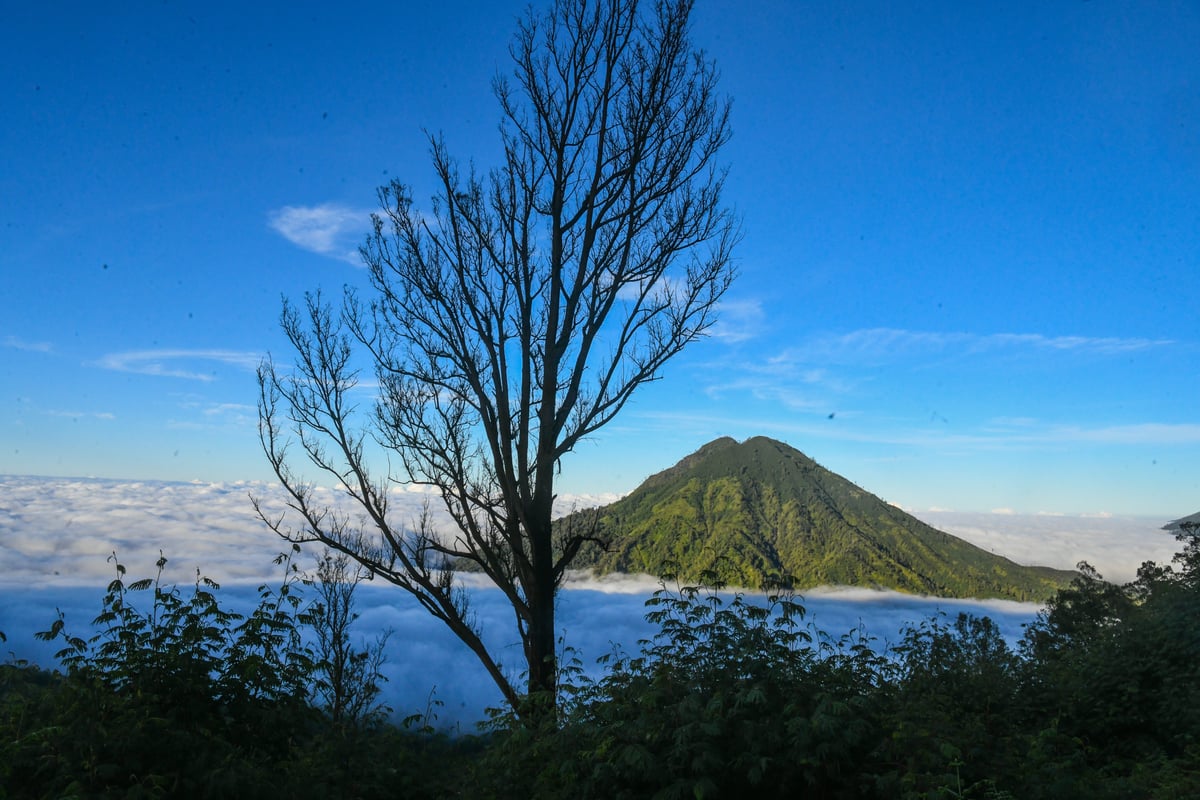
top-left (0, 475), bottom-right (1182, 730)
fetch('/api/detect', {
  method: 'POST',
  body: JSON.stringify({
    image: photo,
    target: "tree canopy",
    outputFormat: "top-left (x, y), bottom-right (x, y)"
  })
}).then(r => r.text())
top-left (256, 0), bottom-right (738, 720)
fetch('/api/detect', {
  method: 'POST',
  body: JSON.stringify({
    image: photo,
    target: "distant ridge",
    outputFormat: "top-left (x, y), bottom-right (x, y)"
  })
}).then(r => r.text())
top-left (1164, 512), bottom-right (1200, 531)
top-left (565, 436), bottom-right (1076, 601)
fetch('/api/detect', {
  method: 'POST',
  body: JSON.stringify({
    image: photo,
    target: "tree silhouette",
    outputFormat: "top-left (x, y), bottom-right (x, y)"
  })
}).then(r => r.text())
top-left (256, 0), bottom-right (737, 722)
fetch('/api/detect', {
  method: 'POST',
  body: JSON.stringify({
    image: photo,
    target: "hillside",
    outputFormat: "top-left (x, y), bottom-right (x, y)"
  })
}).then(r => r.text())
top-left (1164, 511), bottom-right (1200, 531)
top-left (565, 436), bottom-right (1076, 601)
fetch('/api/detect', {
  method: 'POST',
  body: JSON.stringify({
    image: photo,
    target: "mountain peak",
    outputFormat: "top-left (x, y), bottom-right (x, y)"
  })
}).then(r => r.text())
top-left (644, 437), bottom-right (821, 492)
top-left (567, 437), bottom-right (1075, 601)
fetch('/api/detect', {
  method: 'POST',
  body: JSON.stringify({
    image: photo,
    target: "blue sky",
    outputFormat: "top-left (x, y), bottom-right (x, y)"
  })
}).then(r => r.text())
top-left (2, 0), bottom-right (1198, 517)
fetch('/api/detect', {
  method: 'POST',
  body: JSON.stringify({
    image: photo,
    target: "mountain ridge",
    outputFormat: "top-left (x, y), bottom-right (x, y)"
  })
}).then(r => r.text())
top-left (1164, 511), bottom-right (1200, 531)
top-left (565, 437), bottom-right (1076, 601)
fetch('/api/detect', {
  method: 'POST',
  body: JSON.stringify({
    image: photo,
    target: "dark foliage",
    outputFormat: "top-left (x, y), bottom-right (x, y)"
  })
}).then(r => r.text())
top-left (477, 574), bottom-right (891, 798)
top-left (1012, 524), bottom-right (1200, 798)
top-left (5, 528), bottom-right (1200, 797)
top-left (0, 551), bottom-right (470, 799)
top-left (478, 529), bottom-right (1200, 799)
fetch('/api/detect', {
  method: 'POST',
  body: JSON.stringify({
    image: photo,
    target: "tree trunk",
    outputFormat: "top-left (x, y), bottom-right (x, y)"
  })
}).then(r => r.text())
top-left (258, 0), bottom-right (736, 733)
top-left (524, 479), bottom-right (558, 724)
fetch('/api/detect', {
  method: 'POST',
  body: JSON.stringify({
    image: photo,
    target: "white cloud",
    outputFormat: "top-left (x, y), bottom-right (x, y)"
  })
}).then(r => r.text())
top-left (192, 402), bottom-right (257, 428)
top-left (623, 409), bottom-right (1200, 461)
top-left (700, 357), bottom-right (856, 416)
top-left (268, 203), bottom-right (369, 264)
top-left (0, 474), bottom-right (1172, 592)
top-left (561, 570), bottom-right (664, 594)
top-left (0, 476), bottom-right (1186, 730)
top-left (3, 335), bottom-right (52, 353)
top-left (95, 349), bottom-right (262, 381)
top-left (988, 333), bottom-right (1173, 355)
top-left (703, 376), bottom-right (827, 412)
top-left (913, 509), bottom-right (1179, 583)
top-left (0, 477), bottom-right (648, 727)
top-left (1049, 423), bottom-right (1200, 445)
top-left (980, 420), bottom-right (1200, 446)
top-left (784, 328), bottom-right (1173, 365)
top-left (708, 299), bottom-right (763, 343)
top-left (553, 492), bottom-right (624, 516)
top-left (202, 402), bottom-right (255, 416)
top-left (900, 420), bottom-right (1200, 449)
top-left (45, 410), bottom-right (116, 420)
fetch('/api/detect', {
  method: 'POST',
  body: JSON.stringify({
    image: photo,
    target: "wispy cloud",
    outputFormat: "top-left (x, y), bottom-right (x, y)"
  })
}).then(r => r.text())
top-left (788, 328), bottom-right (1174, 365)
top-left (45, 410), bottom-right (116, 420)
top-left (757, 356), bottom-right (857, 392)
top-left (694, 349), bottom-right (858, 418)
top-left (4, 335), bottom-right (53, 353)
top-left (268, 203), bottom-right (370, 264)
top-left (869, 420), bottom-right (1200, 450)
top-left (981, 417), bottom-right (1200, 445)
top-left (694, 327), bottom-right (1178, 425)
top-left (202, 402), bottom-right (256, 418)
top-left (95, 350), bottom-right (262, 381)
top-left (984, 333), bottom-right (1175, 355)
top-left (1039, 422), bottom-right (1200, 445)
top-left (703, 372), bottom-right (839, 412)
top-left (629, 408), bottom-right (1200, 453)
top-left (709, 299), bottom-right (764, 343)
top-left (167, 401), bottom-right (258, 431)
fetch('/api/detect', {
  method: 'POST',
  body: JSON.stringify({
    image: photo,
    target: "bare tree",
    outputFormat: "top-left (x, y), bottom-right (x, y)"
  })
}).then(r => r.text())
top-left (256, 0), bottom-right (737, 722)
top-left (307, 549), bottom-right (391, 728)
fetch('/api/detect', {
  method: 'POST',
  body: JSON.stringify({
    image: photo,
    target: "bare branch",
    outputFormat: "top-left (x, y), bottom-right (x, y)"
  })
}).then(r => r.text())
top-left (258, 0), bottom-right (737, 725)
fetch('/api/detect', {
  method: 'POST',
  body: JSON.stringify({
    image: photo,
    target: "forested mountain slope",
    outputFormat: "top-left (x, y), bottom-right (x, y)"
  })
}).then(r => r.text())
top-left (566, 437), bottom-right (1075, 601)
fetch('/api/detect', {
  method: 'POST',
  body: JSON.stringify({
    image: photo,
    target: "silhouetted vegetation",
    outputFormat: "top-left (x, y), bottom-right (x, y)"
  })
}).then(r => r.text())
top-left (255, 0), bottom-right (738, 725)
top-left (4, 527), bottom-right (1199, 797)
top-left (0, 550), bottom-right (467, 799)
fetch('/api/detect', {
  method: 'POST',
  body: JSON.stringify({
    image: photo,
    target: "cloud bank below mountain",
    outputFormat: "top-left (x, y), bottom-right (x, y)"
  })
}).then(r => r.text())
top-left (0, 476), bottom-right (1181, 728)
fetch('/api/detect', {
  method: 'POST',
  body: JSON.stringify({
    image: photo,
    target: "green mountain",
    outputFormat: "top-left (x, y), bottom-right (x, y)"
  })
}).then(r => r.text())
top-left (565, 436), bottom-right (1076, 601)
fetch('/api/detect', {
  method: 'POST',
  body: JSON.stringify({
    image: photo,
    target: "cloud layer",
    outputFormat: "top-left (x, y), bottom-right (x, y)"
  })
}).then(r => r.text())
top-left (794, 328), bottom-right (1174, 364)
top-left (912, 509), bottom-right (1178, 583)
top-left (0, 476), bottom-right (1184, 729)
top-left (3, 336), bottom-right (53, 353)
top-left (94, 350), bottom-right (262, 382)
